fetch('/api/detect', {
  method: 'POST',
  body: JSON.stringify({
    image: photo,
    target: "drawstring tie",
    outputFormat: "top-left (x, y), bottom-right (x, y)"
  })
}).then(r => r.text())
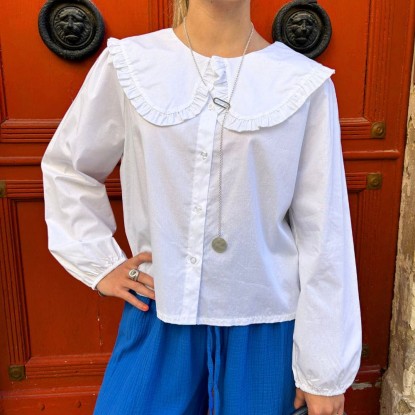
top-left (207, 326), bottom-right (222, 414)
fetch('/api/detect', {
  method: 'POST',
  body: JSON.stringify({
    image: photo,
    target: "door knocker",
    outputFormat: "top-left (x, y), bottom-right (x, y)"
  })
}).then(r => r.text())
top-left (272, 0), bottom-right (332, 59)
top-left (38, 0), bottom-right (105, 60)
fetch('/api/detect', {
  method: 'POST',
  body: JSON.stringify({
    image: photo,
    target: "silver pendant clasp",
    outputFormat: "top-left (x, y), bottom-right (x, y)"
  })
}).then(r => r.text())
top-left (213, 97), bottom-right (231, 110)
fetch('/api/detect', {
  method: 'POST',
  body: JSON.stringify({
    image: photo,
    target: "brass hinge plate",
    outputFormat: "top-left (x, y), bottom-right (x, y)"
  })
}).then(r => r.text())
top-left (8, 365), bottom-right (25, 381)
top-left (371, 121), bottom-right (386, 138)
top-left (0, 180), bottom-right (6, 198)
top-left (367, 173), bottom-right (382, 190)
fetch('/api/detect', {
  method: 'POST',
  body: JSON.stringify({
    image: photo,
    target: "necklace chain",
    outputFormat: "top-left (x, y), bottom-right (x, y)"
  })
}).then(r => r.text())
top-left (183, 17), bottom-right (254, 252)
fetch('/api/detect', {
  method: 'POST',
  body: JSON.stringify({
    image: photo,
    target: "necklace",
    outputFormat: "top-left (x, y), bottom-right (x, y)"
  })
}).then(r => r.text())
top-left (183, 16), bottom-right (255, 253)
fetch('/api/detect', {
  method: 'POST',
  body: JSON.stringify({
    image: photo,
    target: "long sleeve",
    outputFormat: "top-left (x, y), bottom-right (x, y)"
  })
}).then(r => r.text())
top-left (41, 47), bottom-right (128, 290)
top-left (288, 78), bottom-right (362, 396)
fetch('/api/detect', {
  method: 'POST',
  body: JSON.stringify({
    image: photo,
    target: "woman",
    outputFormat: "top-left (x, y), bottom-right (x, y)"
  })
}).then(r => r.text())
top-left (41, 0), bottom-right (362, 414)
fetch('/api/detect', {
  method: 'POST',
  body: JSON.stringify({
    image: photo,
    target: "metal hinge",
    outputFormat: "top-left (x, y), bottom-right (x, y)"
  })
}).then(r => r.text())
top-left (371, 121), bottom-right (386, 138)
top-left (8, 365), bottom-right (25, 381)
top-left (367, 173), bottom-right (382, 190)
top-left (0, 180), bottom-right (6, 198)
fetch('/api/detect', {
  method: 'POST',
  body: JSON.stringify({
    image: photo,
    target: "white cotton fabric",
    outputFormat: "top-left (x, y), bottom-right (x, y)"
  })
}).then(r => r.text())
top-left (41, 28), bottom-right (362, 396)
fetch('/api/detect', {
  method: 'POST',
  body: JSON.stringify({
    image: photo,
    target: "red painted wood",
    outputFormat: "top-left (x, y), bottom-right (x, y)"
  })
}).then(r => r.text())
top-left (0, 1), bottom-right (414, 414)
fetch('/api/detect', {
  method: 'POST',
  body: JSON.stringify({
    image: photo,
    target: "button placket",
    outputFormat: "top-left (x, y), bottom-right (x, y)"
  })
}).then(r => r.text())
top-left (189, 256), bottom-right (198, 264)
top-left (181, 108), bottom-right (218, 322)
top-left (193, 205), bottom-right (203, 214)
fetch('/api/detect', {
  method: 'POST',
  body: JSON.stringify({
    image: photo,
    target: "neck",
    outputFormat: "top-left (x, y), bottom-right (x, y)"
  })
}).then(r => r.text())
top-left (176, 0), bottom-right (257, 58)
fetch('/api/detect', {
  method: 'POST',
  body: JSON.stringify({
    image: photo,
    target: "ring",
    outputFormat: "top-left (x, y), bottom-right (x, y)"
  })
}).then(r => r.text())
top-left (128, 268), bottom-right (140, 282)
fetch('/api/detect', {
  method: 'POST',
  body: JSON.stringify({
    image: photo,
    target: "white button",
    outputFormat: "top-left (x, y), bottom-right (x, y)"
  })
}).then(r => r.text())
top-left (208, 103), bottom-right (214, 111)
top-left (189, 256), bottom-right (198, 264)
top-left (200, 151), bottom-right (208, 160)
top-left (193, 205), bottom-right (202, 214)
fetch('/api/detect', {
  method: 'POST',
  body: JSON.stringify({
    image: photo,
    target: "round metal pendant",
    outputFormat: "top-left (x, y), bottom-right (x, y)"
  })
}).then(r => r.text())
top-left (212, 237), bottom-right (228, 253)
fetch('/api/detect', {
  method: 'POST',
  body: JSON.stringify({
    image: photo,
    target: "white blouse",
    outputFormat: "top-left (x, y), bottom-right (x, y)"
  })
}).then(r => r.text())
top-left (41, 28), bottom-right (362, 396)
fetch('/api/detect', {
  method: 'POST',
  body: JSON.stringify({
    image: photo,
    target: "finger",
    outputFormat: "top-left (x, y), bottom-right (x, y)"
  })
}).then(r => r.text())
top-left (125, 280), bottom-right (156, 300)
top-left (124, 280), bottom-right (156, 300)
top-left (293, 390), bottom-right (305, 409)
top-left (130, 252), bottom-right (152, 267)
top-left (136, 271), bottom-right (155, 288)
top-left (119, 290), bottom-right (150, 311)
top-left (124, 269), bottom-right (155, 289)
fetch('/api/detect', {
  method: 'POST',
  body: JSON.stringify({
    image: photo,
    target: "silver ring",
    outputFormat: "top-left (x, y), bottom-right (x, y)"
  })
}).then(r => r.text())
top-left (128, 269), bottom-right (140, 282)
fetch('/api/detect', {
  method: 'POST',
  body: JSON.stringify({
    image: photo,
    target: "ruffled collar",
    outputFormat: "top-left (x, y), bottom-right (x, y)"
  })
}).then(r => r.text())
top-left (107, 28), bottom-right (335, 132)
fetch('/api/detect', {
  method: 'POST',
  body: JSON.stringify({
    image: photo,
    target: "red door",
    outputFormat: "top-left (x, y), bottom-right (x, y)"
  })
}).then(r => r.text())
top-left (0, 1), bottom-right (414, 413)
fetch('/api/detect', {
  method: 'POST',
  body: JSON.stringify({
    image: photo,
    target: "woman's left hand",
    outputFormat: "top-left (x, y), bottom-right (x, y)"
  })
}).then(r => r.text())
top-left (293, 387), bottom-right (345, 415)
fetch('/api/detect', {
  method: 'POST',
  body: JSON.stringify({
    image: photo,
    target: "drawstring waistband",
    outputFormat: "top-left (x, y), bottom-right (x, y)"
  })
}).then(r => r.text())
top-left (207, 326), bottom-right (222, 414)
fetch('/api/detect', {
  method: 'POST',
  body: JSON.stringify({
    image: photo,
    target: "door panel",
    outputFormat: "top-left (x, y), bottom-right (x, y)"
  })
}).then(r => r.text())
top-left (1, 0), bottom-right (414, 413)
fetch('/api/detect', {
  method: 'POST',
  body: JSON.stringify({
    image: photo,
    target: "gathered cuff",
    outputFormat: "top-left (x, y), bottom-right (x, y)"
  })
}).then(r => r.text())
top-left (91, 256), bottom-right (128, 290)
top-left (294, 380), bottom-right (349, 397)
top-left (49, 236), bottom-right (128, 289)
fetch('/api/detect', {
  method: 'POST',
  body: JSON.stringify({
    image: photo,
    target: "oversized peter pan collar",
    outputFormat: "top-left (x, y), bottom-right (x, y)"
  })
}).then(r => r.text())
top-left (106, 28), bottom-right (335, 132)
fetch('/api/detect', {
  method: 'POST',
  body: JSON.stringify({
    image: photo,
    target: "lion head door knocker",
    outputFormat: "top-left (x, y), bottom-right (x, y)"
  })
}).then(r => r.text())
top-left (38, 0), bottom-right (105, 60)
top-left (272, 0), bottom-right (332, 59)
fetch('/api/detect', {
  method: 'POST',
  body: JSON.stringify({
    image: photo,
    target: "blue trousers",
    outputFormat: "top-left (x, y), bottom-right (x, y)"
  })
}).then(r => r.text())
top-left (93, 292), bottom-right (297, 414)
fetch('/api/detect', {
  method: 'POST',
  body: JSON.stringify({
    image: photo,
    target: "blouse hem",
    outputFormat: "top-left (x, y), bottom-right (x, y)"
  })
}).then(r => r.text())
top-left (156, 310), bottom-right (296, 326)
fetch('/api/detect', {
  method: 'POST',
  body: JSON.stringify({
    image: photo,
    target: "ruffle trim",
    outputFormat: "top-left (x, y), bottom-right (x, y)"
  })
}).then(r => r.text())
top-left (107, 37), bottom-right (212, 127)
top-left (107, 37), bottom-right (335, 132)
top-left (219, 64), bottom-right (335, 132)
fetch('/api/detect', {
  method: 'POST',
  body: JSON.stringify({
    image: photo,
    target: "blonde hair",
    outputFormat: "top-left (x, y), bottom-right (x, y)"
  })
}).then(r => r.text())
top-left (172, 0), bottom-right (189, 27)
